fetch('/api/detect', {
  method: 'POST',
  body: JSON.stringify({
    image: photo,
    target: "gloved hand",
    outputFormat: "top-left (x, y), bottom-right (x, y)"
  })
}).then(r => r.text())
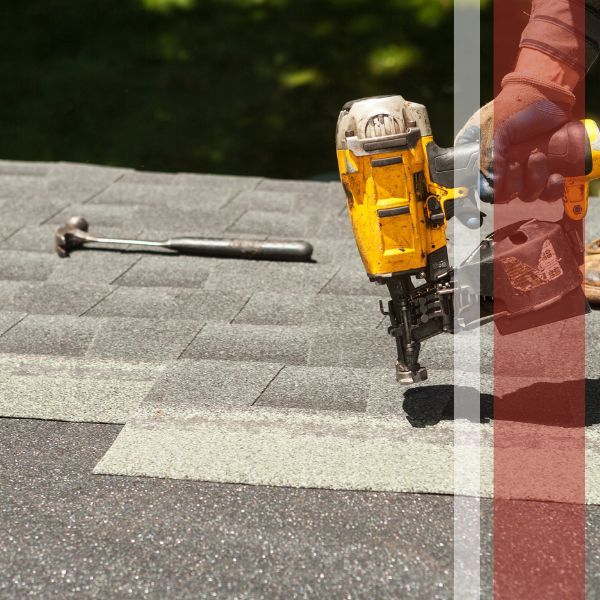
top-left (456, 72), bottom-right (576, 203)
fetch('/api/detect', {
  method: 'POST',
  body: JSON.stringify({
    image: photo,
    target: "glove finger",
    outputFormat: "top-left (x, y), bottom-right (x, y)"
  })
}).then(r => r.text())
top-left (502, 162), bottom-right (523, 203)
top-left (521, 151), bottom-right (549, 203)
top-left (501, 100), bottom-right (571, 146)
top-left (540, 173), bottom-right (565, 202)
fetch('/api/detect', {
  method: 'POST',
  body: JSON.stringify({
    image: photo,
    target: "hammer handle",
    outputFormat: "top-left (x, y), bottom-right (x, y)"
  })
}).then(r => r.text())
top-left (166, 237), bottom-right (314, 262)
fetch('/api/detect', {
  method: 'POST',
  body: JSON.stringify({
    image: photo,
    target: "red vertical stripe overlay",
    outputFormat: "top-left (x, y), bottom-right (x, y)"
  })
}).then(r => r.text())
top-left (493, 1), bottom-right (586, 599)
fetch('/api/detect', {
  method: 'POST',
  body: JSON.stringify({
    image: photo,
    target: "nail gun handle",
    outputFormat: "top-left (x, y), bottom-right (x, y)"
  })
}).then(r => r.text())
top-left (507, 119), bottom-right (600, 220)
top-left (425, 120), bottom-right (600, 188)
top-left (426, 141), bottom-right (480, 189)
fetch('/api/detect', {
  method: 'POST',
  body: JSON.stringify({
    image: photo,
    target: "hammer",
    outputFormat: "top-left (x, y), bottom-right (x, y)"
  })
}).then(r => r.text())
top-left (54, 216), bottom-right (314, 262)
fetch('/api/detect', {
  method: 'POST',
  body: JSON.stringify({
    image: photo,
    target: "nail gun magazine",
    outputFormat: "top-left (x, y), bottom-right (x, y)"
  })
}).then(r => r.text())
top-left (336, 95), bottom-right (600, 384)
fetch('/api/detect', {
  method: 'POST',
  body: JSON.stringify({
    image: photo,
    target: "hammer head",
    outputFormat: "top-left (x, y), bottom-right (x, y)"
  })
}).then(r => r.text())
top-left (54, 216), bottom-right (90, 257)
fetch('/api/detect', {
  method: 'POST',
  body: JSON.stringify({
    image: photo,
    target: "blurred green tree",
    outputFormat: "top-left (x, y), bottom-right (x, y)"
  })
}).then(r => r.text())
top-left (1, 0), bottom-right (594, 179)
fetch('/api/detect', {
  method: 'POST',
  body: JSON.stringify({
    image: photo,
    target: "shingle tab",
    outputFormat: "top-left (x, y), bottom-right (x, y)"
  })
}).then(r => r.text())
top-left (234, 291), bottom-right (382, 328)
top-left (0, 313), bottom-right (201, 361)
top-left (87, 317), bottom-right (203, 361)
top-left (90, 182), bottom-right (233, 210)
top-left (175, 172), bottom-right (261, 191)
top-left (203, 260), bottom-right (338, 295)
top-left (87, 285), bottom-right (249, 322)
top-left (306, 327), bottom-right (395, 369)
top-left (0, 251), bottom-right (56, 281)
top-left (0, 311), bottom-right (26, 336)
top-left (142, 358), bottom-right (283, 408)
top-left (227, 209), bottom-right (322, 238)
top-left (47, 252), bottom-right (141, 285)
top-left (256, 365), bottom-right (371, 412)
top-left (183, 322), bottom-right (310, 365)
top-left (114, 254), bottom-right (218, 288)
top-left (1, 281), bottom-right (113, 316)
top-left (0, 314), bottom-right (97, 357)
top-left (318, 267), bottom-right (389, 297)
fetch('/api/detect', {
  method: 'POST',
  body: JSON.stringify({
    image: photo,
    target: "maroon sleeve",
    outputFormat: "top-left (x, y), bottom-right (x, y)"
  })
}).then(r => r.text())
top-left (519, 0), bottom-right (600, 72)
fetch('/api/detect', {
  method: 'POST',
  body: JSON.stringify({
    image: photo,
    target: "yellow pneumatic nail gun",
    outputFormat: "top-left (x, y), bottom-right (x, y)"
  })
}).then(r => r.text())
top-left (336, 95), bottom-right (600, 384)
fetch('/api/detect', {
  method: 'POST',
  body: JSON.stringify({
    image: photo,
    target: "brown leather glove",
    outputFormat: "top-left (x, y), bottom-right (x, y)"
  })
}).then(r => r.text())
top-left (456, 72), bottom-right (575, 202)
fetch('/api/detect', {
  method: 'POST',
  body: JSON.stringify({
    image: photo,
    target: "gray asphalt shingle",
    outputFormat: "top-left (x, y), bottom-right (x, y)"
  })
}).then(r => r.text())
top-left (233, 291), bottom-right (383, 328)
top-left (142, 358), bottom-right (283, 409)
top-left (1, 159), bottom-right (598, 505)
top-left (87, 286), bottom-right (249, 322)
top-left (183, 322), bottom-right (310, 365)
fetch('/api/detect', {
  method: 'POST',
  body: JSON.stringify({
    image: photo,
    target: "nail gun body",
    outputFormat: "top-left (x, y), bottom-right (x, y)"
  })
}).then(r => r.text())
top-left (336, 95), bottom-right (600, 384)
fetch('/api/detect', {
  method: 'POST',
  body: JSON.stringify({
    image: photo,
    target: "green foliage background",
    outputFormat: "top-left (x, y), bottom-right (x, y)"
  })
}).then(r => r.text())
top-left (0, 0), bottom-right (575, 180)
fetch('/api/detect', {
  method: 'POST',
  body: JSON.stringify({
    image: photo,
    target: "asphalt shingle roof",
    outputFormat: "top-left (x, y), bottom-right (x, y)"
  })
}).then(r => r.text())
top-left (3, 159), bottom-right (600, 595)
top-left (1, 159), bottom-right (600, 502)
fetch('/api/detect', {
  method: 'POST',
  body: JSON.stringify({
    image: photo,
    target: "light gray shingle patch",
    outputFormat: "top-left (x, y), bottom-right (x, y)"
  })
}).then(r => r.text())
top-left (48, 202), bottom-right (244, 234)
top-left (183, 323), bottom-right (310, 365)
top-left (0, 354), bottom-right (163, 423)
top-left (0, 251), bottom-right (56, 281)
top-left (234, 291), bottom-right (382, 328)
top-left (94, 405), bottom-right (491, 497)
top-left (0, 314), bottom-right (97, 357)
top-left (203, 261), bottom-right (338, 295)
top-left (87, 317), bottom-right (202, 361)
top-left (90, 182), bottom-right (233, 210)
top-left (113, 254), bottom-right (217, 288)
top-left (257, 365), bottom-right (372, 412)
top-left (0, 281), bottom-right (113, 316)
top-left (87, 286), bottom-right (249, 322)
top-left (227, 210), bottom-right (322, 238)
top-left (0, 311), bottom-right (26, 336)
top-left (47, 252), bottom-right (141, 285)
top-left (142, 358), bottom-right (283, 408)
